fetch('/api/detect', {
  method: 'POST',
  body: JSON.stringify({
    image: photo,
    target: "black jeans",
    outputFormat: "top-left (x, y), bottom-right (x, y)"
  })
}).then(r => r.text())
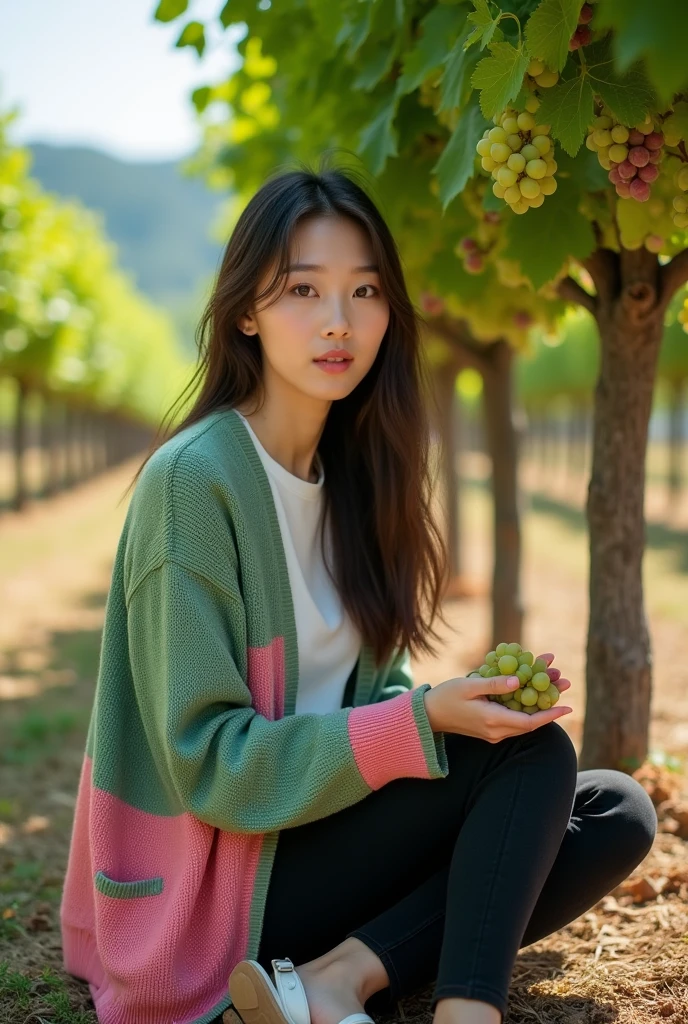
top-left (230, 724), bottom-right (656, 1022)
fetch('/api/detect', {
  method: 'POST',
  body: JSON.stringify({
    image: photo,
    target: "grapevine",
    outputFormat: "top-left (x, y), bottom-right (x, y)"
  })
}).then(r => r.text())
top-left (476, 107), bottom-right (557, 215)
top-left (585, 111), bottom-right (664, 203)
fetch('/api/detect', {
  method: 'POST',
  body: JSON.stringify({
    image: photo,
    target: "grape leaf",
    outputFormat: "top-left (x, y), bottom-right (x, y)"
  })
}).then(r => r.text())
top-left (154, 0), bottom-right (188, 22)
top-left (536, 75), bottom-right (594, 156)
top-left (594, 0), bottom-right (688, 105)
top-left (503, 175), bottom-right (596, 289)
top-left (465, 0), bottom-right (500, 52)
top-left (396, 5), bottom-right (462, 96)
top-left (433, 96), bottom-right (490, 211)
top-left (524, 0), bottom-right (582, 73)
top-left (471, 42), bottom-right (530, 119)
top-left (176, 21), bottom-right (205, 57)
top-left (439, 27), bottom-right (482, 112)
top-left (358, 89), bottom-right (399, 176)
top-left (585, 40), bottom-right (655, 126)
top-left (354, 42), bottom-right (397, 92)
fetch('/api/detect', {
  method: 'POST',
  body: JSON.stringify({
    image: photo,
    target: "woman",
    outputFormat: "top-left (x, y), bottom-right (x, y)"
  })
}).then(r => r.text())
top-left (60, 162), bottom-right (657, 1024)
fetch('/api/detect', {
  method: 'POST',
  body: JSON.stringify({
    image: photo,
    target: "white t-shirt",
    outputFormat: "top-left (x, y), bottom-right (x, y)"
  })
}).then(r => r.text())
top-left (234, 411), bottom-right (362, 715)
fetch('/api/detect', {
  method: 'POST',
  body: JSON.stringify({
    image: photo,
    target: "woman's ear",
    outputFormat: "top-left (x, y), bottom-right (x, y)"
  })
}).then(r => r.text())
top-left (237, 313), bottom-right (258, 335)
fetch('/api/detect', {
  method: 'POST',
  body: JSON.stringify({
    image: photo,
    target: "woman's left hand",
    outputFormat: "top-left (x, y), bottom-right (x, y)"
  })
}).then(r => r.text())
top-left (535, 652), bottom-right (571, 694)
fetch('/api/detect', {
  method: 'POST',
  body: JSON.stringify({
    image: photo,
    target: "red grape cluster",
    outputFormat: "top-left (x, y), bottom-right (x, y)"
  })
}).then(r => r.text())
top-left (586, 114), bottom-right (664, 202)
top-left (459, 237), bottom-right (486, 274)
top-left (569, 3), bottom-right (593, 51)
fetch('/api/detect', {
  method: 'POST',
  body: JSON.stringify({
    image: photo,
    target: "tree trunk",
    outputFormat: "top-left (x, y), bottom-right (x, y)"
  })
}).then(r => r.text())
top-left (431, 361), bottom-right (462, 582)
top-left (580, 247), bottom-right (664, 772)
top-left (11, 378), bottom-right (28, 511)
top-left (481, 341), bottom-right (523, 645)
top-left (667, 378), bottom-right (685, 514)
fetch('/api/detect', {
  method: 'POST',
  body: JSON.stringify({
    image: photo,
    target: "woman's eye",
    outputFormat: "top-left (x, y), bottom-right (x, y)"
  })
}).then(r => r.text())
top-left (290, 283), bottom-right (379, 298)
top-left (292, 284), bottom-right (314, 297)
top-left (355, 285), bottom-right (377, 297)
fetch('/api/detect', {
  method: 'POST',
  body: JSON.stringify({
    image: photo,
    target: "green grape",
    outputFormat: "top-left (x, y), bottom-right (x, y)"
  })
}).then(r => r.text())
top-left (539, 176), bottom-right (557, 195)
top-left (506, 134), bottom-right (523, 151)
top-left (673, 196), bottom-right (688, 213)
top-left (512, 686), bottom-right (523, 703)
top-left (546, 683), bottom-right (560, 705)
top-left (498, 654), bottom-right (519, 674)
top-left (476, 138), bottom-right (492, 157)
top-left (510, 198), bottom-right (529, 214)
top-left (485, 651), bottom-right (498, 666)
top-left (507, 152), bottom-right (526, 172)
top-left (521, 143), bottom-right (539, 161)
top-left (505, 699), bottom-right (522, 711)
top-left (585, 132), bottom-right (597, 151)
top-left (481, 156), bottom-right (496, 172)
top-left (532, 135), bottom-right (551, 156)
top-left (525, 95), bottom-right (540, 114)
top-left (479, 664), bottom-right (491, 676)
top-left (506, 642), bottom-right (522, 657)
top-left (518, 651), bottom-right (534, 667)
top-left (531, 125), bottom-right (550, 138)
top-left (517, 111), bottom-right (535, 131)
top-left (519, 177), bottom-right (541, 198)
top-left (527, 58), bottom-right (545, 77)
top-left (535, 69), bottom-right (558, 88)
top-left (611, 124), bottom-right (629, 144)
top-left (493, 182), bottom-right (506, 199)
top-left (488, 126), bottom-right (508, 144)
top-left (520, 686), bottom-right (538, 706)
top-left (674, 212), bottom-right (688, 229)
top-left (536, 692), bottom-right (552, 710)
top-left (593, 128), bottom-right (612, 148)
top-left (467, 671), bottom-right (482, 677)
top-left (532, 657), bottom-right (548, 674)
top-left (487, 666), bottom-right (501, 677)
top-left (545, 158), bottom-right (557, 175)
top-left (499, 691), bottom-right (514, 704)
top-left (497, 166), bottom-right (518, 188)
top-left (515, 665), bottom-right (532, 684)
top-left (593, 115), bottom-right (613, 129)
top-left (495, 642), bottom-right (509, 657)
top-left (677, 167), bottom-right (688, 191)
top-left (525, 159), bottom-right (547, 179)
top-left (531, 671), bottom-right (551, 692)
top-left (527, 193), bottom-right (545, 207)
top-left (502, 116), bottom-right (519, 134)
top-left (491, 142), bottom-right (511, 163)
top-left (608, 143), bottom-right (628, 163)
top-left (522, 704), bottom-right (539, 714)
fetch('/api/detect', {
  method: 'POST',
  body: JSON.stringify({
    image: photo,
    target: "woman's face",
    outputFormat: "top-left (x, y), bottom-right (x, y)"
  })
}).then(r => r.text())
top-left (237, 214), bottom-right (390, 408)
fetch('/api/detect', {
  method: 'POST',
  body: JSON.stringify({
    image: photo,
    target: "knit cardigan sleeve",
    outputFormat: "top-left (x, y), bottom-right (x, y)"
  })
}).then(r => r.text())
top-left (122, 438), bottom-right (448, 836)
top-left (126, 559), bottom-right (448, 834)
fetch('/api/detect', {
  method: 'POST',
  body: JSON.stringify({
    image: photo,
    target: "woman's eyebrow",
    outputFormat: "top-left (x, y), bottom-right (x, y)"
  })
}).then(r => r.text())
top-left (286, 262), bottom-right (379, 273)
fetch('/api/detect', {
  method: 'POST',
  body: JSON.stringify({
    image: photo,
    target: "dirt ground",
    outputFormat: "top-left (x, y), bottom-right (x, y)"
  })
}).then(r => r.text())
top-left (0, 455), bottom-right (686, 1024)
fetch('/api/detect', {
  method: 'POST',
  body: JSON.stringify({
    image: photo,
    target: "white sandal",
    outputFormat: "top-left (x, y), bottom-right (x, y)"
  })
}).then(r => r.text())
top-left (228, 957), bottom-right (376, 1024)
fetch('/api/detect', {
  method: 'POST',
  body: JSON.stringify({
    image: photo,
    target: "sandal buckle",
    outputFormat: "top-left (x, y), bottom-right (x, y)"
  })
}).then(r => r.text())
top-left (272, 958), bottom-right (294, 973)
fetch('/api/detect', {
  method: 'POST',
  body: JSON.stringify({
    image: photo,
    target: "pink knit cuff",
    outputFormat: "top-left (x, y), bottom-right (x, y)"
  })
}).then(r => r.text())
top-left (347, 685), bottom-right (448, 790)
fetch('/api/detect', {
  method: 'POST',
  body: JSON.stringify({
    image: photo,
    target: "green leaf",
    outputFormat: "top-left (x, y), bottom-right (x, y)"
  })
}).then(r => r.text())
top-left (439, 27), bottom-right (482, 112)
top-left (175, 21), bottom-right (205, 57)
top-left (354, 42), bottom-right (396, 92)
top-left (524, 0), bottom-right (581, 73)
top-left (594, 0), bottom-right (688, 105)
top-left (358, 89), bottom-right (399, 176)
top-left (471, 41), bottom-right (530, 119)
top-left (503, 175), bottom-right (596, 289)
top-left (396, 5), bottom-right (462, 96)
top-left (585, 40), bottom-right (655, 126)
top-left (433, 96), bottom-right (490, 211)
top-left (536, 75), bottom-right (594, 156)
top-left (154, 0), bottom-right (188, 23)
top-left (465, 0), bottom-right (500, 52)
top-left (482, 184), bottom-right (504, 212)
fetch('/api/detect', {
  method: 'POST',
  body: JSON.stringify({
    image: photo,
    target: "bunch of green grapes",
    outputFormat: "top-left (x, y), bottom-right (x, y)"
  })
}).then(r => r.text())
top-left (475, 108), bottom-right (558, 215)
top-left (523, 58), bottom-right (559, 91)
top-left (468, 641), bottom-right (561, 714)
top-left (671, 165), bottom-right (688, 229)
top-left (585, 111), bottom-right (664, 202)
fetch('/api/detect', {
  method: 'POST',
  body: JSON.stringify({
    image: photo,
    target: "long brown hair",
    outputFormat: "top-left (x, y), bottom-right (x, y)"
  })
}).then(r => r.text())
top-left (125, 156), bottom-right (450, 666)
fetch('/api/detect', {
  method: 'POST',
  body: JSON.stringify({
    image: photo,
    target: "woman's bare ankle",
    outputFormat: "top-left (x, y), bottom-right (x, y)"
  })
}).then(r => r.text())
top-left (296, 937), bottom-right (390, 1004)
top-left (434, 996), bottom-right (501, 1024)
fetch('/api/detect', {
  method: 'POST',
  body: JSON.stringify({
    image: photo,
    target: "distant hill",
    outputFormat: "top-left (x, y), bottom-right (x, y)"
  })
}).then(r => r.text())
top-left (26, 142), bottom-right (227, 354)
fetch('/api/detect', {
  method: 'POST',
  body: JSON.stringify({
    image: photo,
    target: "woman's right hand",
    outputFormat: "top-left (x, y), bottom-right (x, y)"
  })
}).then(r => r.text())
top-left (423, 664), bottom-right (573, 743)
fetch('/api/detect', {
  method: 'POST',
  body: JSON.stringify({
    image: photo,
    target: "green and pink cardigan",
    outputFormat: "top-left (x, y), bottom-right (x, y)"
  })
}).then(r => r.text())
top-left (60, 408), bottom-right (449, 1024)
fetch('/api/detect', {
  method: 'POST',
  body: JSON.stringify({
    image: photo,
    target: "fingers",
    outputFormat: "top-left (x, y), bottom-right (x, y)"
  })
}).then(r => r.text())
top-left (546, 667), bottom-right (561, 682)
top-left (536, 652), bottom-right (555, 667)
top-left (554, 676), bottom-right (571, 692)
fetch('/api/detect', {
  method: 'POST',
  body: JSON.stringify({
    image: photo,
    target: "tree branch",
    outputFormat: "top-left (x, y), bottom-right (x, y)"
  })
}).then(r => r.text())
top-left (424, 316), bottom-right (493, 376)
top-left (581, 247), bottom-right (619, 306)
top-left (557, 276), bottom-right (597, 316)
top-left (659, 247), bottom-right (688, 313)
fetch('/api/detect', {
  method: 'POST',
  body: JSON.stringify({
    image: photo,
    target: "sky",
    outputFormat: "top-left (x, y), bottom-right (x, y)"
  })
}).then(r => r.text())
top-left (0, 0), bottom-right (244, 163)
